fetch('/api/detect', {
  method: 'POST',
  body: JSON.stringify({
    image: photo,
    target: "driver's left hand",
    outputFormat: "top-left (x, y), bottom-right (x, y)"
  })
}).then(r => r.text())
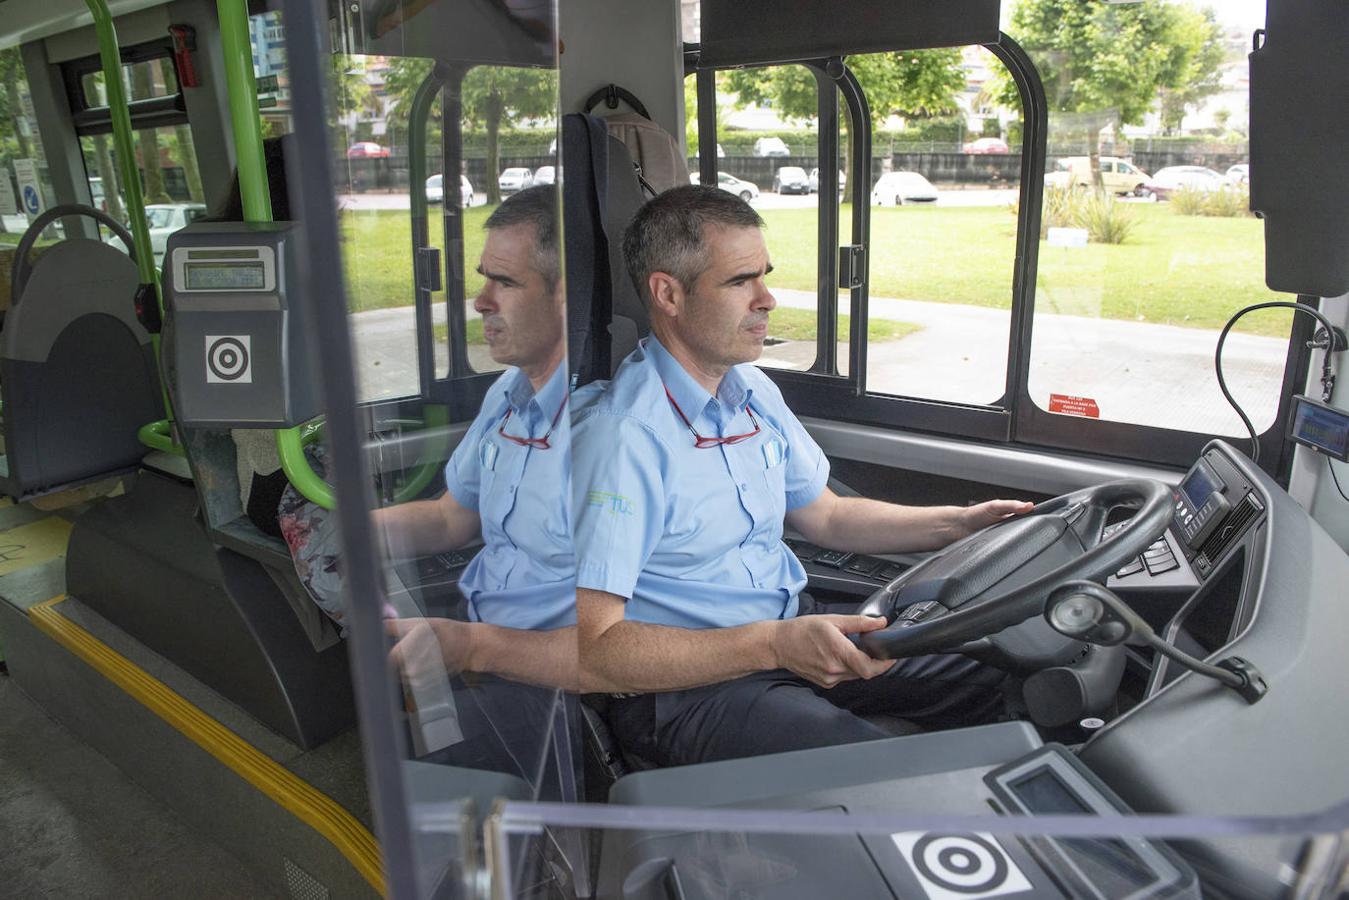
top-left (954, 499), bottom-right (1035, 541)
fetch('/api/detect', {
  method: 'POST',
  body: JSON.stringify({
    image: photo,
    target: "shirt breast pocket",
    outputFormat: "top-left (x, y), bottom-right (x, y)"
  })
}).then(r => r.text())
top-left (760, 436), bottom-right (787, 504)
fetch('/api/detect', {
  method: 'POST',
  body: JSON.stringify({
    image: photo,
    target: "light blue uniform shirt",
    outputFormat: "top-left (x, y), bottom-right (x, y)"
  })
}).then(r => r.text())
top-left (446, 363), bottom-right (575, 630)
top-left (571, 336), bottom-right (829, 629)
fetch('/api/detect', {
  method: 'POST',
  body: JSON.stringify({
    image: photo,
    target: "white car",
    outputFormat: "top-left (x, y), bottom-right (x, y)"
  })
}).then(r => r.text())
top-left (809, 168), bottom-right (846, 193)
top-left (1226, 163), bottom-right (1249, 185)
top-left (690, 171), bottom-right (759, 202)
top-left (1142, 166), bottom-right (1229, 201)
top-left (773, 166), bottom-right (810, 194)
top-left (107, 202), bottom-right (208, 266)
top-left (425, 174), bottom-right (476, 206)
top-left (532, 165), bottom-right (556, 186)
top-left (498, 167), bottom-right (534, 194)
top-left (754, 137), bottom-right (790, 157)
top-left (870, 171), bottom-right (939, 205)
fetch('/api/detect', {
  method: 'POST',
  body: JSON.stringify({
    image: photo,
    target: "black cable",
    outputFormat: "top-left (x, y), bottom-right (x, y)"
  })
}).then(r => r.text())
top-left (1214, 300), bottom-right (1341, 465)
top-left (1328, 458), bottom-right (1349, 503)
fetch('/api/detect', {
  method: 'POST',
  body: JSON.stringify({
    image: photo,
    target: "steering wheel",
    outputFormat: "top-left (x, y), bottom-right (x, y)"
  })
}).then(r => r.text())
top-left (856, 479), bottom-right (1173, 662)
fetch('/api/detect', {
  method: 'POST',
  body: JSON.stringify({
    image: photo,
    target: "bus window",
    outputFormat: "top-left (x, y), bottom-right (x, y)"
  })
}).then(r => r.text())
top-left (850, 44), bottom-right (1021, 403)
top-left (1, 46), bottom-right (62, 303)
top-left (1009, 0), bottom-right (1294, 459)
top-left (78, 56), bottom-right (178, 106)
top-left (249, 11), bottom-right (291, 137)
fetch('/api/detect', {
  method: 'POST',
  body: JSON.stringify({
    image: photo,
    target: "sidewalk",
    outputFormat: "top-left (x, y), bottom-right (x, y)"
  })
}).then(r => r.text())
top-left (346, 288), bottom-right (1289, 437)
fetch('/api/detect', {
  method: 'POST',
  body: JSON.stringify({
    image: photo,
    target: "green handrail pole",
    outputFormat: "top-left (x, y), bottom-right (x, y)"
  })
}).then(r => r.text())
top-left (85, 0), bottom-right (180, 448)
top-left (217, 0), bottom-right (271, 223)
top-left (217, 0), bottom-right (323, 504)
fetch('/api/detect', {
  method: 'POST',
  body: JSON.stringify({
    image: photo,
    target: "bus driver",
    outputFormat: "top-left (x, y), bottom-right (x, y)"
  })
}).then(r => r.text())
top-left (571, 185), bottom-right (1031, 766)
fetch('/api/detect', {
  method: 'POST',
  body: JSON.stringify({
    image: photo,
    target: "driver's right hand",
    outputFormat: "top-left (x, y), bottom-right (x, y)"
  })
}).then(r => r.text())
top-left (770, 615), bottom-right (897, 688)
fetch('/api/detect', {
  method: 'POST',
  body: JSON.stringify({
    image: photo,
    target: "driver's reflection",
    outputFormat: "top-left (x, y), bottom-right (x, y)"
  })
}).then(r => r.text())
top-left (374, 186), bottom-right (576, 796)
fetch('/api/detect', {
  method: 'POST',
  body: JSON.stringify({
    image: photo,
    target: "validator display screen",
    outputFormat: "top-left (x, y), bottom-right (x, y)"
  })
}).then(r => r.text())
top-left (1180, 464), bottom-right (1220, 510)
top-left (1291, 398), bottom-right (1349, 460)
top-left (184, 261), bottom-right (266, 291)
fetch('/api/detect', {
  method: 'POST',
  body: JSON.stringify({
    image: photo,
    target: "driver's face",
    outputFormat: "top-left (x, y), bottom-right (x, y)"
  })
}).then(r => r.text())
top-left (673, 225), bottom-right (776, 371)
top-left (473, 222), bottom-right (563, 370)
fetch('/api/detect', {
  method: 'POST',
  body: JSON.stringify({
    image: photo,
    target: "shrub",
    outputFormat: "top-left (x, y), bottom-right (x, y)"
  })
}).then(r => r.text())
top-left (1040, 184), bottom-right (1084, 238)
top-left (1200, 186), bottom-right (1253, 218)
top-left (1079, 193), bottom-right (1138, 245)
top-left (1170, 186), bottom-right (1209, 216)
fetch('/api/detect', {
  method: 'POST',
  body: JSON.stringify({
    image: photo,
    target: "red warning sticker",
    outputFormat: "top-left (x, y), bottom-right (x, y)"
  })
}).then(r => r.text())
top-left (1048, 394), bottom-right (1100, 418)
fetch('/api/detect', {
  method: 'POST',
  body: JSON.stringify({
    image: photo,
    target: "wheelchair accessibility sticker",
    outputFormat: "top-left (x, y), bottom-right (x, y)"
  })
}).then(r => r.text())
top-left (891, 832), bottom-right (1033, 900)
top-left (205, 335), bottom-right (252, 384)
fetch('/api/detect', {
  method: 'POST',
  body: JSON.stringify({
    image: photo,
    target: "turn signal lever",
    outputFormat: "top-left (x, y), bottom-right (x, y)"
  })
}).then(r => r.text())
top-left (1045, 581), bottom-right (1267, 704)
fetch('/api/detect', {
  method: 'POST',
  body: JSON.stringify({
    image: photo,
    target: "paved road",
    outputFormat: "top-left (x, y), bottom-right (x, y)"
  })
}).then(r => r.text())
top-left (350, 289), bottom-right (1287, 437)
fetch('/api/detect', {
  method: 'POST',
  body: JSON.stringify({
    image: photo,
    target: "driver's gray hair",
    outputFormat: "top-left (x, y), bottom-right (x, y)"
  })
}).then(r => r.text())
top-left (484, 184), bottom-right (560, 289)
top-left (621, 184), bottom-right (765, 306)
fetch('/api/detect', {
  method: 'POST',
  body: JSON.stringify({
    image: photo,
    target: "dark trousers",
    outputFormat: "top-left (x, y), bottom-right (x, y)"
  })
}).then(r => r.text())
top-left (608, 601), bottom-right (1009, 766)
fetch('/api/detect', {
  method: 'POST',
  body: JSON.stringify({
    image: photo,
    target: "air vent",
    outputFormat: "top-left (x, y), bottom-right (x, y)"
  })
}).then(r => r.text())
top-left (1196, 492), bottom-right (1262, 571)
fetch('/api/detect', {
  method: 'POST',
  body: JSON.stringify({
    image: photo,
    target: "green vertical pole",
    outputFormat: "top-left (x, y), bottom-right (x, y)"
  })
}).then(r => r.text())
top-left (217, 0), bottom-right (271, 223)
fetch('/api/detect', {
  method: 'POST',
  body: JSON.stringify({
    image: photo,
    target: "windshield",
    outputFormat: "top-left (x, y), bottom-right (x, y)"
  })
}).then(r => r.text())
top-left (144, 208), bottom-right (175, 229)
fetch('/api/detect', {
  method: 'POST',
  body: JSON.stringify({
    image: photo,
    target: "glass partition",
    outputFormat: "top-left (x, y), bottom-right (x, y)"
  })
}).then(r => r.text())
top-left (282, 0), bottom-right (576, 896)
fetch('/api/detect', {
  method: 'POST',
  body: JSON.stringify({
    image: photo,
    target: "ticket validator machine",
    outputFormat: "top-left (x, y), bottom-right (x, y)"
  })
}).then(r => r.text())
top-left (164, 221), bottom-right (321, 428)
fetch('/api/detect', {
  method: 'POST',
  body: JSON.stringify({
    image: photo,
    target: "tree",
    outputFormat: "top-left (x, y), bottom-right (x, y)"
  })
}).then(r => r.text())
top-left (995, 0), bottom-right (1226, 189)
top-left (132, 65), bottom-right (172, 203)
top-left (459, 66), bottom-right (556, 204)
top-left (162, 59), bottom-right (204, 202)
top-left (723, 50), bottom-right (965, 202)
top-left (1157, 7), bottom-right (1227, 135)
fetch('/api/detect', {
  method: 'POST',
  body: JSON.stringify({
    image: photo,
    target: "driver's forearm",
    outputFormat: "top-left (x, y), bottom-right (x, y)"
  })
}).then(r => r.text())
top-left (373, 500), bottom-right (478, 558)
top-left (469, 624), bottom-right (579, 692)
top-left (818, 496), bottom-right (968, 554)
top-left (579, 605), bottom-right (778, 693)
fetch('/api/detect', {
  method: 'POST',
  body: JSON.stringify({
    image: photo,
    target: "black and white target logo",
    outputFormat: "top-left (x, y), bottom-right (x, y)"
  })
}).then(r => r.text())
top-left (205, 335), bottom-right (252, 384)
top-left (891, 832), bottom-right (1033, 900)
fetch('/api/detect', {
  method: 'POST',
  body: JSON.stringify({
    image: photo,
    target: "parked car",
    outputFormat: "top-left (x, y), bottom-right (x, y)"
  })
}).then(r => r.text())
top-left (1044, 156), bottom-right (1151, 196)
top-left (106, 202), bottom-right (208, 266)
top-left (532, 165), bottom-right (556, 186)
top-left (1142, 165), bottom-right (1229, 201)
top-left (345, 141), bottom-right (389, 159)
top-left (425, 174), bottom-right (476, 206)
top-left (1226, 163), bottom-right (1250, 185)
top-left (690, 171), bottom-right (759, 202)
top-left (773, 165), bottom-right (811, 194)
top-left (691, 143), bottom-right (726, 159)
top-left (808, 168), bottom-right (846, 193)
top-left (962, 137), bottom-right (1010, 154)
top-left (498, 167), bottom-right (534, 194)
top-left (870, 171), bottom-right (939, 205)
top-left (753, 137), bottom-right (790, 157)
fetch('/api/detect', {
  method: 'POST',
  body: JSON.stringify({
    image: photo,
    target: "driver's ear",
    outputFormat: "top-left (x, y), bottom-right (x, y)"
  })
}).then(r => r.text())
top-left (647, 272), bottom-right (684, 320)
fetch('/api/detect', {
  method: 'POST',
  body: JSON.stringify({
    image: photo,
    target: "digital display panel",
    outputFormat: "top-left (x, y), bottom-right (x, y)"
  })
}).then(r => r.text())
top-left (184, 262), bottom-right (265, 291)
top-left (1291, 397), bottom-right (1349, 461)
top-left (1180, 464), bottom-right (1220, 510)
top-left (1010, 769), bottom-right (1158, 895)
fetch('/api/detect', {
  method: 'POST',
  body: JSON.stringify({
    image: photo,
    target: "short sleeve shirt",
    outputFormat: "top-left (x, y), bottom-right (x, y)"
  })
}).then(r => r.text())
top-left (446, 363), bottom-right (575, 630)
top-left (571, 337), bottom-right (829, 629)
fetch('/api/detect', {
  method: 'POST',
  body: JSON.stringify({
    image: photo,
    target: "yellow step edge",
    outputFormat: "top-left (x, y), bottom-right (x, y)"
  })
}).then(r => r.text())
top-left (28, 595), bottom-right (386, 895)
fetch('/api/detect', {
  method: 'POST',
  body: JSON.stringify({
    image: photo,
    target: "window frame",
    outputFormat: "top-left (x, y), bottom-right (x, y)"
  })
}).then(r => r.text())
top-left (686, 35), bottom-right (1314, 478)
top-left (61, 41), bottom-right (188, 137)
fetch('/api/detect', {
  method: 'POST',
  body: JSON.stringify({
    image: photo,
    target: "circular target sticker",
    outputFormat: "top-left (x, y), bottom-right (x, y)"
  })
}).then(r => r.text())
top-left (891, 832), bottom-right (1033, 899)
top-left (206, 335), bottom-right (252, 383)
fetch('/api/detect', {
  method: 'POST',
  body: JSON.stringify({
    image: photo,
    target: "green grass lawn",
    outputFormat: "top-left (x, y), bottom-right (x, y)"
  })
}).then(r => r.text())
top-left (759, 203), bottom-right (1291, 336)
top-left (327, 200), bottom-right (1292, 338)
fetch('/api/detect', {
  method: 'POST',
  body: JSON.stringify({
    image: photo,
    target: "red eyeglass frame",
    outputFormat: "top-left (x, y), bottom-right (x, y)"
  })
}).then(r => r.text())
top-left (497, 394), bottom-right (568, 449)
top-left (664, 386), bottom-right (761, 448)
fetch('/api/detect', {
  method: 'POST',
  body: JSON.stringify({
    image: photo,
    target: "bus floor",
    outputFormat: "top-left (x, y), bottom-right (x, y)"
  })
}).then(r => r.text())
top-left (0, 674), bottom-right (283, 898)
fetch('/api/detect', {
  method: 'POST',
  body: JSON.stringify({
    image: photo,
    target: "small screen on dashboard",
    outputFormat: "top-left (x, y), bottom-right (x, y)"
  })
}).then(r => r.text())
top-left (1291, 398), bottom-right (1349, 461)
top-left (1180, 465), bottom-right (1219, 509)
